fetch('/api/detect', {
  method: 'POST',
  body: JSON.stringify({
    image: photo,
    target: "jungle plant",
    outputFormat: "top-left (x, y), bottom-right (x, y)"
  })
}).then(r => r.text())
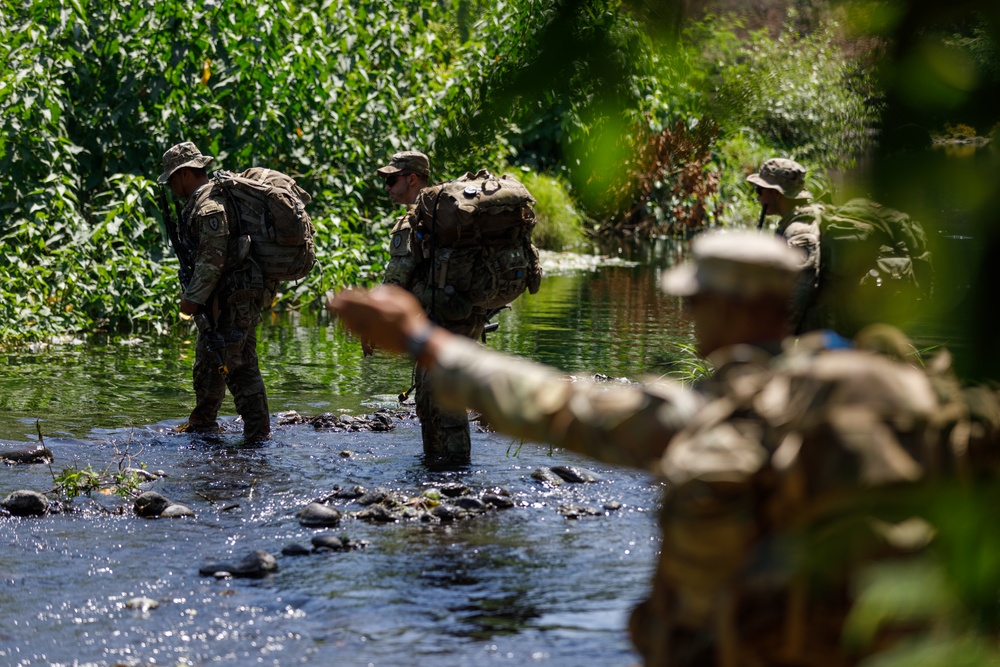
top-left (516, 168), bottom-right (588, 251)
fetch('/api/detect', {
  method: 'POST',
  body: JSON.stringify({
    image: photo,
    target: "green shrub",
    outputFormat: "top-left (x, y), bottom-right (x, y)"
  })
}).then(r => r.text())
top-left (705, 15), bottom-right (881, 171)
top-left (516, 169), bottom-right (587, 251)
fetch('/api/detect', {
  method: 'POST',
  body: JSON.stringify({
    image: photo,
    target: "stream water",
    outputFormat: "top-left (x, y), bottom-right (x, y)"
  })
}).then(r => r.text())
top-left (0, 246), bottom-right (693, 667)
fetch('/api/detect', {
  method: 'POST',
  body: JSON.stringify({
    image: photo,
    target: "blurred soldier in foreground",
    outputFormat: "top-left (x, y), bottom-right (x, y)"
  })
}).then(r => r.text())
top-left (748, 158), bottom-right (932, 337)
top-left (328, 229), bottom-right (962, 666)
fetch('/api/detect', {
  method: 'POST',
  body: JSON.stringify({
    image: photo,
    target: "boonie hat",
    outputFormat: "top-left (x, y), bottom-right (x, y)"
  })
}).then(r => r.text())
top-left (745, 158), bottom-right (812, 199)
top-left (158, 142), bottom-right (214, 184)
top-left (661, 230), bottom-right (803, 299)
top-left (377, 151), bottom-right (430, 178)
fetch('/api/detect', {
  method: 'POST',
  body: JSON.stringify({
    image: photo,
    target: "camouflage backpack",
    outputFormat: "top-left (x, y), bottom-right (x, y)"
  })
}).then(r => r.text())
top-left (801, 198), bottom-right (933, 334)
top-left (818, 198), bottom-right (933, 294)
top-left (212, 167), bottom-right (317, 282)
top-left (409, 169), bottom-right (542, 318)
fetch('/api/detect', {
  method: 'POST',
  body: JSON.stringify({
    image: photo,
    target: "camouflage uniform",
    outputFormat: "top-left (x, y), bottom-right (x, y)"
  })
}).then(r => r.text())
top-left (159, 143), bottom-right (277, 441)
top-left (418, 232), bottom-right (964, 666)
top-left (380, 152), bottom-right (485, 467)
top-left (747, 158), bottom-right (825, 334)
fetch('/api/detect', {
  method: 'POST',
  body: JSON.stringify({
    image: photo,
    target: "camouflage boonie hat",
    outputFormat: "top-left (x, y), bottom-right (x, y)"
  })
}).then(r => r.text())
top-left (158, 142), bottom-right (214, 184)
top-left (661, 230), bottom-right (803, 299)
top-left (377, 151), bottom-right (430, 178)
top-left (746, 158), bottom-right (812, 199)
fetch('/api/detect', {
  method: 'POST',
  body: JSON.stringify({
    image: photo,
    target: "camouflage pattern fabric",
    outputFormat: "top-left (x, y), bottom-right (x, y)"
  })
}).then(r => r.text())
top-left (776, 205), bottom-right (826, 334)
top-left (425, 330), bottom-right (984, 666)
top-left (384, 209), bottom-right (500, 464)
top-left (182, 184), bottom-right (277, 442)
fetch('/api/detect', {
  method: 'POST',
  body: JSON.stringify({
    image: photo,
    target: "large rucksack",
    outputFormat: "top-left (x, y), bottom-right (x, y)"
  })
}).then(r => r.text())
top-left (410, 169), bottom-right (542, 315)
top-left (808, 198), bottom-right (933, 334)
top-left (213, 167), bottom-right (317, 282)
top-left (819, 198), bottom-right (932, 294)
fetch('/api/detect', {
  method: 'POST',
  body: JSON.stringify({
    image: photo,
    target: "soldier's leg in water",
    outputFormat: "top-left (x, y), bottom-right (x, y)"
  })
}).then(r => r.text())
top-left (223, 317), bottom-right (270, 443)
top-left (186, 331), bottom-right (226, 431)
top-left (414, 365), bottom-right (471, 466)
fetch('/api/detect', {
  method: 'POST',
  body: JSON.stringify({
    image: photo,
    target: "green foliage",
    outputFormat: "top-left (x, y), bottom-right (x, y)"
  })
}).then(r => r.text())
top-left (0, 0), bottom-right (517, 342)
top-left (705, 15), bottom-right (881, 171)
top-left (516, 169), bottom-right (587, 251)
top-left (51, 464), bottom-right (103, 499)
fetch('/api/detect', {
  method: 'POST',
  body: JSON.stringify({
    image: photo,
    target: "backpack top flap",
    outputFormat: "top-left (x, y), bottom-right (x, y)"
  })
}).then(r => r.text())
top-left (416, 170), bottom-right (536, 249)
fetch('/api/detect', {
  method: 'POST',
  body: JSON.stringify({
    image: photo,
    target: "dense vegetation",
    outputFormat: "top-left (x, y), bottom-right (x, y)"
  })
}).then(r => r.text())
top-left (2, 0), bottom-right (998, 344)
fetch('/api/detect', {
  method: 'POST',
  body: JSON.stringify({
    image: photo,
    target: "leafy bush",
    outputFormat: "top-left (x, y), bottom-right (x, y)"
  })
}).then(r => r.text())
top-left (0, 0), bottom-right (519, 342)
top-left (705, 14), bottom-right (882, 172)
top-left (516, 169), bottom-right (587, 251)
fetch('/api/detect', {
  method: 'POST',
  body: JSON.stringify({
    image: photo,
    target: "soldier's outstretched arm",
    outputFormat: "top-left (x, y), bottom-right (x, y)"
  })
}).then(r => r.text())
top-left (327, 286), bottom-right (701, 470)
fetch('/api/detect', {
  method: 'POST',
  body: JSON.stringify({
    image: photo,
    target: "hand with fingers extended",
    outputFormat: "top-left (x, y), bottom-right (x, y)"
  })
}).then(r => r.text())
top-left (325, 286), bottom-right (450, 366)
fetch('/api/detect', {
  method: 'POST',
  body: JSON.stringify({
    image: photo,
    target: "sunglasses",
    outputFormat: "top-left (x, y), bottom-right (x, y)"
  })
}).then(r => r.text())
top-left (385, 173), bottom-right (409, 187)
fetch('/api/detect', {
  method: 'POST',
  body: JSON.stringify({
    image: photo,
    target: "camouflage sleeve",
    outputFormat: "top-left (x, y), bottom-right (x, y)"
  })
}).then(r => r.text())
top-left (429, 337), bottom-right (704, 471)
top-left (184, 197), bottom-right (229, 305)
top-left (383, 213), bottom-right (421, 288)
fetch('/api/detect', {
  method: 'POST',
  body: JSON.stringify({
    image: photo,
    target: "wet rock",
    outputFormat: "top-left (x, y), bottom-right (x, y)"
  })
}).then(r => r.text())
top-left (482, 493), bottom-right (515, 509)
top-left (1, 444), bottom-right (54, 465)
top-left (125, 467), bottom-right (164, 482)
top-left (530, 467), bottom-right (565, 486)
top-left (125, 597), bottom-right (159, 611)
top-left (431, 504), bottom-right (467, 522)
top-left (199, 549), bottom-right (278, 579)
top-left (438, 483), bottom-right (470, 498)
top-left (298, 502), bottom-right (342, 527)
top-left (310, 413), bottom-right (343, 430)
top-left (160, 504), bottom-right (195, 518)
top-left (133, 492), bottom-right (172, 518)
top-left (329, 485), bottom-right (366, 500)
top-left (311, 533), bottom-right (368, 552)
top-left (311, 534), bottom-right (346, 551)
top-left (368, 412), bottom-right (395, 432)
top-left (453, 496), bottom-right (486, 512)
top-left (355, 504), bottom-right (398, 523)
top-left (603, 501), bottom-right (623, 511)
top-left (550, 465), bottom-right (601, 483)
top-left (557, 504), bottom-right (602, 519)
top-left (357, 487), bottom-right (391, 506)
top-left (2, 489), bottom-right (50, 516)
top-left (277, 410), bottom-right (306, 425)
top-left (282, 543), bottom-right (311, 557)
top-left (339, 450), bottom-right (353, 458)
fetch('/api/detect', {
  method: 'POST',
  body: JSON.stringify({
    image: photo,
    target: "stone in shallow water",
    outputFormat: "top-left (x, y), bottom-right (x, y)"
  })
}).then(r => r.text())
top-left (2, 489), bottom-right (50, 516)
top-left (198, 550), bottom-right (278, 579)
top-left (133, 491), bottom-right (171, 518)
top-left (298, 502), bottom-right (342, 527)
top-left (482, 493), bottom-right (515, 509)
top-left (0, 444), bottom-right (54, 465)
top-left (160, 504), bottom-right (195, 518)
top-left (530, 467), bottom-right (565, 486)
top-left (550, 465), bottom-right (602, 483)
top-left (281, 543), bottom-right (311, 557)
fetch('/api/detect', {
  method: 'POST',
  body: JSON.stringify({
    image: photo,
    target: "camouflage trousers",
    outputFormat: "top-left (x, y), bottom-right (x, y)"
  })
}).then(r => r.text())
top-left (188, 298), bottom-right (270, 442)
top-left (414, 365), bottom-right (472, 468)
top-left (414, 315), bottom-right (486, 468)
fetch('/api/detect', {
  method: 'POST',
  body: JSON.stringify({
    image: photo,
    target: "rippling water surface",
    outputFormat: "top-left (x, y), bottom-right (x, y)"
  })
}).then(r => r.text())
top-left (1, 247), bottom-right (695, 667)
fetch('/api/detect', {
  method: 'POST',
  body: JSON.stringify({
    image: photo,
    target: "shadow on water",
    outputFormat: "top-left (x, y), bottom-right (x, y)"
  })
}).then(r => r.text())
top-left (0, 254), bottom-right (682, 667)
